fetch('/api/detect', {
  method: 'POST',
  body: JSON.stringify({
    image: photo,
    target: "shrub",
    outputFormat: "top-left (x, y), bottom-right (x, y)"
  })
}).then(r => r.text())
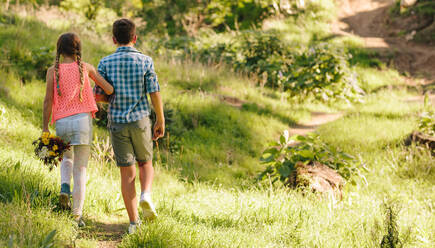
top-left (154, 31), bottom-right (364, 103)
top-left (5, 45), bottom-right (53, 83)
top-left (418, 94), bottom-right (435, 136)
top-left (284, 44), bottom-right (364, 102)
top-left (419, 111), bottom-right (435, 136)
top-left (139, 0), bottom-right (304, 36)
top-left (258, 131), bottom-right (360, 185)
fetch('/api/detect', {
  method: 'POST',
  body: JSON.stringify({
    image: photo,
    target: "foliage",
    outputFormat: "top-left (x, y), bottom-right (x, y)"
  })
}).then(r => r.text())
top-left (154, 30), bottom-right (364, 103)
top-left (419, 111), bottom-right (435, 136)
top-left (0, 12), bottom-right (55, 83)
top-left (60, 0), bottom-right (118, 34)
top-left (379, 201), bottom-right (411, 248)
top-left (258, 131), bottom-right (359, 185)
top-left (418, 95), bottom-right (435, 136)
top-left (390, 0), bottom-right (435, 43)
top-left (284, 44), bottom-right (364, 102)
top-left (4, 44), bottom-right (53, 83)
top-left (139, 0), bottom-right (305, 36)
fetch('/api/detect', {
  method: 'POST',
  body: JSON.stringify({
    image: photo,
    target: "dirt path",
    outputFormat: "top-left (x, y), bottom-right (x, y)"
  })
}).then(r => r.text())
top-left (93, 221), bottom-right (126, 248)
top-left (334, 0), bottom-right (435, 83)
top-left (288, 112), bottom-right (343, 135)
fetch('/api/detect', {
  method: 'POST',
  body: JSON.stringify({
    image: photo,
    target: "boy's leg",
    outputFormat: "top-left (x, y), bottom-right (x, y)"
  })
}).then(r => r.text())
top-left (131, 117), bottom-right (157, 219)
top-left (110, 122), bottom-right (140, 224)
top-left (138, 161), bottom-right (154, 193)
top-left (120, 165), bottom-right (139, 223)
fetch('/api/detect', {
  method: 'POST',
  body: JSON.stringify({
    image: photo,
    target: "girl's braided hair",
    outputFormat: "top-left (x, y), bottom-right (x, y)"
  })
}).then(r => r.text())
top-left (54, 33), bottom-right (84, 102)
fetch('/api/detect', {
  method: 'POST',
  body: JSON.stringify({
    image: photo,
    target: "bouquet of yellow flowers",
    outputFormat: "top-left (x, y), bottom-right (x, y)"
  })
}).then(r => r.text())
top-left (33, 132), bottom-right (70, 170)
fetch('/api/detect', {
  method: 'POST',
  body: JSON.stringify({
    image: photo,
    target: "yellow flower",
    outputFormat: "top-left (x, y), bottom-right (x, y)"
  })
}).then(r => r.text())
top-left (49, 134), bottom-right (55, 139)
top-left (49, 151), bottom-right (55, 156)
top-left (52, 145), bottom-right (58, 151)
top-left (42, 138), bottom-right (49, 145)
top-left (42, 132), bottom-right (49, 138)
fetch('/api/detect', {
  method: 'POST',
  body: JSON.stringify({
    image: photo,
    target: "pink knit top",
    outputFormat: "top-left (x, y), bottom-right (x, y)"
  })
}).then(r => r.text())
top-left (51, 62), bottom-right (98, 124)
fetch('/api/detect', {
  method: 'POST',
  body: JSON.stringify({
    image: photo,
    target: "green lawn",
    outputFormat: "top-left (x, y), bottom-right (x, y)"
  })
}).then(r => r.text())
top-left (0, 4), bottom-right (434, 248)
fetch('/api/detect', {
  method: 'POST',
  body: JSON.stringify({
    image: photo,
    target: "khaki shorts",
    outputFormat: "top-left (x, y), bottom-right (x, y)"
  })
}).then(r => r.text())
top-left (109, 117), bottom-right (153, 167)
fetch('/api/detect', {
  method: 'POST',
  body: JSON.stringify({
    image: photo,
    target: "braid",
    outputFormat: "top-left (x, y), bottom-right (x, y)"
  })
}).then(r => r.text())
top-left (76, 52), bottom-right (84, 102)
top-left (55, 52), bottom-right (61, 96)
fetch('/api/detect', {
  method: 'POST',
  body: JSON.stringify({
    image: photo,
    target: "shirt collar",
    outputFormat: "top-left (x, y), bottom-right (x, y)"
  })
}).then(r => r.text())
top-left (115, 46), bottom-right (139, 53)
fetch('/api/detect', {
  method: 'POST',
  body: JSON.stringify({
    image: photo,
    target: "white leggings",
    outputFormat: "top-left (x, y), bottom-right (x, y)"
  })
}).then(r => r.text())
top-left (60, 145), bottom-right (90, 217)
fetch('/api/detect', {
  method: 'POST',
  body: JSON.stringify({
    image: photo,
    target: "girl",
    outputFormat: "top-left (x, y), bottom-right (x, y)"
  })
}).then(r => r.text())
top-left (42, 33), bottom-right (113, 227)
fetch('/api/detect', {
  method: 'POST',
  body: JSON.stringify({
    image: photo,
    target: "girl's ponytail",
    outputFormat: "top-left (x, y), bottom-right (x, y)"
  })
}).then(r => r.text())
top-left (76, 51), bottom-right (84, 102)
top-left (55, 52), bottom-right (61, 96)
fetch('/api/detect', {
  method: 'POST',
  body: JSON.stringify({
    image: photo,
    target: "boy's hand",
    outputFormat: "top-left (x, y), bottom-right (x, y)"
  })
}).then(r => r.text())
top-left (153, 120), bottom-right (165, 141)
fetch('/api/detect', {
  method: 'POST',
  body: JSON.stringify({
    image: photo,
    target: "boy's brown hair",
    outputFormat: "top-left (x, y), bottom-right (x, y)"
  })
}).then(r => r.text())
top-left (113, 18), bottom-right (136, 45)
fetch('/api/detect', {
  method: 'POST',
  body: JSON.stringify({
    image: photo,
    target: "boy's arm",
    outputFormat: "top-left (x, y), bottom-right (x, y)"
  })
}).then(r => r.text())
top-left (150, 92), bottom-right (164, 140)
top-left (145, 57), bottom-right (164, 140)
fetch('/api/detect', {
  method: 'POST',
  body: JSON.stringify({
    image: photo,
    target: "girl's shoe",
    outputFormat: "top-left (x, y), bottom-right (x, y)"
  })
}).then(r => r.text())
top-left (128, 220), bottom-right (142, 234)
top-left (59, 183), bottom-right (71, 210)
top-left (74, 215), bottom-right (85, 228)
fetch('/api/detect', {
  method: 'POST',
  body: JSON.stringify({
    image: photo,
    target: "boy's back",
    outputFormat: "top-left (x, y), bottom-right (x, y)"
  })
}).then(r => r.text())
top-left (97, 46), bottom-right (159, 124)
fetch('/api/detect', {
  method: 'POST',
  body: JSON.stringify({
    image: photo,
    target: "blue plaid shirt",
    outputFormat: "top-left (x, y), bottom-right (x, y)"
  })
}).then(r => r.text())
top-left (96, 46), bottom-right (160, 123)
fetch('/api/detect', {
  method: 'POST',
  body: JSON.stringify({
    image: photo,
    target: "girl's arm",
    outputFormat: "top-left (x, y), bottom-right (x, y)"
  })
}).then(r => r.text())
top-left (86, 63), bottom-right (114, 95)
top-left (42, 66), bottom-right (54, 132)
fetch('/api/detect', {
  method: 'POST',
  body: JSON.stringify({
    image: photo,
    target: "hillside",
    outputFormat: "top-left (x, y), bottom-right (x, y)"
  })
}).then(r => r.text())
top-left (0, 1), bottom-right (434, 248)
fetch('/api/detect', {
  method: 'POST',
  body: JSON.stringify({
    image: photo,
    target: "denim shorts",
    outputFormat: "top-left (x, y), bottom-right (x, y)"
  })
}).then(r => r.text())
top-left (56, 113), bottom-right (92, 145)
top-left (109, 116), bottom-right (153, 166)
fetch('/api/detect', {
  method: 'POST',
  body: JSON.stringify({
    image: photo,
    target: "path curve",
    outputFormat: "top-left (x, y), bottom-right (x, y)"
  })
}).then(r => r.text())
top-left (334, 0), bottom-right (435, 83)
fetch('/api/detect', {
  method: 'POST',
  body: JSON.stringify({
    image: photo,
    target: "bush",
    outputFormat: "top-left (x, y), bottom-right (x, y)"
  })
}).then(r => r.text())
top-left (258, 131), bottom-right (360, 185)
top-left (5, 45), bottom-right (53, 83)
top-left (418, 95), bottom-right (435, 136)
top-left (156, 31), bottom-right (364, 103)
top-left (139, 0), bottom-right (302, 36)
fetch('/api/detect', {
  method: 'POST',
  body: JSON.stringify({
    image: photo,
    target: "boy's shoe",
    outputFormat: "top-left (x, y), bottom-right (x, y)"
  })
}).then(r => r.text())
top-left (139, 193), bottom-right (157, 220)
top-left (74, 215), bottom-right (85, 228)
top-left (128, 219), bottom-right (142, 234)
top-left (59, 183), bottom-right (71, 210)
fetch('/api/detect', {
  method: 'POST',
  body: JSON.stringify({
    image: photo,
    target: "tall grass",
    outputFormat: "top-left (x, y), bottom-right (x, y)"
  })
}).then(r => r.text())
top-left (0, 3), bottom-right (434, 248)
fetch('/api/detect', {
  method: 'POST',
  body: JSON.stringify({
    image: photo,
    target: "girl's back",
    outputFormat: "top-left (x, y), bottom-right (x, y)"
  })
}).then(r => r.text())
top-left (52, 62), bottom-right (97, 123)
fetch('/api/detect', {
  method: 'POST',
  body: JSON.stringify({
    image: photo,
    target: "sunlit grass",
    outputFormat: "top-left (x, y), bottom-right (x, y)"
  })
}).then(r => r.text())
top-left (0, 3), bottom-right (434, 248)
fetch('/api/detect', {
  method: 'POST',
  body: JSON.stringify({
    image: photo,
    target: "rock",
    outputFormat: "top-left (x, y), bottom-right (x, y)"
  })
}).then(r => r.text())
top-left (286, 161), bottom-right (344, 200)
top-left (401, 0), bottom-right (418, 8)
top-left (405, 30), bottom-right (416, 41)
top-left (404, 131), bottom-right (435, 151)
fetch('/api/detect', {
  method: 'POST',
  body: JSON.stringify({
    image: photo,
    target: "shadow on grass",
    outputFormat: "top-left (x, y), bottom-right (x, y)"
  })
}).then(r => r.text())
top-left (0, 158), bottom-right (59, 209)
top-left (241, 102), bottom-right (298, 126)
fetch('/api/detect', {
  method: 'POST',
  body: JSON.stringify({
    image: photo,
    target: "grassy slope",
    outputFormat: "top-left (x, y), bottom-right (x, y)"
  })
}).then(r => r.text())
top-left (0, 4), bottom-right (434, 248)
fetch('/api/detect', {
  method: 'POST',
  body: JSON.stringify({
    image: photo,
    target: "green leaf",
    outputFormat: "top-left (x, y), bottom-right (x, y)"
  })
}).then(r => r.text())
top-left (298, 149), bottom-right (314, 159)
top-left (262, 147), bottom-right (279, 155)
top-left (260, 154), bottom-right (275, 163)
top-left (41, 230), bottom-right (56, 248)
top-left (279, 135), bottom-right (286, 144)
top-left (278, 165), bottom-right (292, 177)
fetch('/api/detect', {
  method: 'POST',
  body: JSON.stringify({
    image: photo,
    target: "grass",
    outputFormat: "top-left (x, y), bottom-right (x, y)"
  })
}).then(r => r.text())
top-left (0, 3), bottom-right (434, 248)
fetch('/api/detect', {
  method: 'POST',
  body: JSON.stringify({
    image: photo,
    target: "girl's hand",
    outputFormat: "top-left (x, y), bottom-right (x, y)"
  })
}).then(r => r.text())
top-left (86, 63), bottom-right (114, 95)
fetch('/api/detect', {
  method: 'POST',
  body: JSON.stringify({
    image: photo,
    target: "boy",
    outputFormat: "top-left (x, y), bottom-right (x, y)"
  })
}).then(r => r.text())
top-left (95, 18), bottom-right (164, 234)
